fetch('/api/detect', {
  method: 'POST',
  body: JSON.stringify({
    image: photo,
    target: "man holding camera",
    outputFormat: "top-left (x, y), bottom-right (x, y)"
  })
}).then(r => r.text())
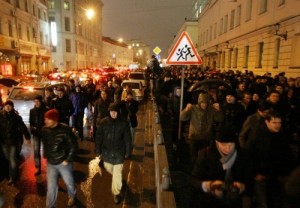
top-left (190, 124), bottom-right (252, 208)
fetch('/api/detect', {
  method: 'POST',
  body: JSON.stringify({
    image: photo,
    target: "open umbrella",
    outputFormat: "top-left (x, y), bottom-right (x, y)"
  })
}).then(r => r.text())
top-left (0, 78), bottom-right (19, 87)
top-left (187, 79), bottom-right (231, 92)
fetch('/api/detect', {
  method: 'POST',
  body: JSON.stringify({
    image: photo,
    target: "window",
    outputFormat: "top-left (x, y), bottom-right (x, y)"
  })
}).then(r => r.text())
top-left (245, 0), bottom-right (252, 21)
top-left (259, 0), bottom-right (268, 14)
top-left (230, 10), bottom-right (235, 30)
top-left (18, 23), bottom-right (22, 39)
top-left (233, 48), bottom-right (238, 68)
top-left (228, 50), bottom-right (232, 68)
top-left (32, 4), bottom-right (36, 16)
top-left (16, 0), bottom-right (20, 8)
top-left (273, 38), bottom-right (280, 68)
top-left (48, 0), bottom-right (55, 9)
top-left (244, 46), bottom-right (249, 68)
top-left (214, 22), bottom-right (217, 39)
top-left (38, 8), bottom-right (41, 19)
top-left (224, 15), bottom-right (228, 33)
top-left (219, 18), bottom-right (223, 35)
top-left (66, 39), bottom-right (71, 52)
top-left (64, 1), bottom-right (70, 10)
top-left (25, 0), bottom-right (28, 12)
top-left (236, 5), bottom-right (241, 26)
top-left (256, 42), bottom-right (264, 68)
top-left (40, 31), bottom-right (43, 44)
top-left (290, 35), bottom-right (300, 67)
top-left (44, 11), bottom-right (47, 21)
top-left (8, 20), bottom-right (13, 37)
top-left (210, 26), bottom-right (212, 41)
top-left (222, 52), bottom-right (225, 68)
top-left (27, 26), bottom-right (30, 41)
top-left (65, 17), bottom-right (70, 31)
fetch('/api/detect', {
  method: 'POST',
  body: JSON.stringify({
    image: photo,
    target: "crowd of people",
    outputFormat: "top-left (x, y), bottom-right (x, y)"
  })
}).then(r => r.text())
top-left (153, 66), bottom-right (300, 208)
top-left (0, 75), bottom-right (139, 207)
top-left (0, 63), bottom-right (300, 207)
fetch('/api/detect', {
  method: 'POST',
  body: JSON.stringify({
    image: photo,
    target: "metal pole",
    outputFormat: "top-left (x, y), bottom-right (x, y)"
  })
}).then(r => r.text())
top-left (177, 66), bottom-right (185, 141)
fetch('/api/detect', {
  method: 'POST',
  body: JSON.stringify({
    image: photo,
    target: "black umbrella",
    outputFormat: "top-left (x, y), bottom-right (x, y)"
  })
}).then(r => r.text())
top-left (187, 79), bottom-right (231, 92)
top-left (0, 78), bottom-right (19, 87)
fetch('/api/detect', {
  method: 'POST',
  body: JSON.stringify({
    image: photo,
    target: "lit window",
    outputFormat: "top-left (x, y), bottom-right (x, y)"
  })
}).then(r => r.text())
top-left (64, 1), bottom-right (70, 10)
top-left (48, 0), bottom-right (55, 9)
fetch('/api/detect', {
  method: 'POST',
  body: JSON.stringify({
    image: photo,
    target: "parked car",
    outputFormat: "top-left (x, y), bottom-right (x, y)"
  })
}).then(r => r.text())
top-left (7, 81), bottom-right (69, 126)
top-left (121, 80), bottom-right (145, 102)
top-left (128, 71), bottom-right (148, 89)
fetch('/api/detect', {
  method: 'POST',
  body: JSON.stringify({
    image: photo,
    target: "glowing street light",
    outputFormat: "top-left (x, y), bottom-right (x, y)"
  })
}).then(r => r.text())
top-left (118, 38), bottom-right (123, 42)
top-left (86, 8), bottom-right (95, 20)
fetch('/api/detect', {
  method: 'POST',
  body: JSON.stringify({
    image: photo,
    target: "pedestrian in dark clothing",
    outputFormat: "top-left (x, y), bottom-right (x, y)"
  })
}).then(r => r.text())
top-left (120, 92), bottom-right (139, 139)
top-left (44, 87), bottom-right (55, 109)
top-left (70, 85), bottom-right (88, 140)
top-left (41, 109), bottom-right (77, 208)
top-left (191, 124), bottom-right (252, 208)
top-left (0, 100), bottom-right (31, 185)
top-left (29, 95), bottom-right (47, 175)
top-left (284, 166), bottom-right (300, 208)
top-left (92, 90), bottom-right (112, 140)
top-left (239, 101), bottom-right (271, 149)
top-left (95, 103), bottom-right (132, 204)
top-left (221, 90), bottom-right (246, 134)
top-left (51, 87), bottom-right (74, 125)
top-left (248, 110), bottom-right (295, 208)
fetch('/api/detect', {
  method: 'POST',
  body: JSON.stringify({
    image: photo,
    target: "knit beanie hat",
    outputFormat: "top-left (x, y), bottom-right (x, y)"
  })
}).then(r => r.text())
top-left (44, 109), bottom-right (59, 122)
top-left (108, 103), bottom-right (119, 112)
top-left (215, 124), bottom-right (237, 143)
top-left (4, 100), bottom-right (14, 107)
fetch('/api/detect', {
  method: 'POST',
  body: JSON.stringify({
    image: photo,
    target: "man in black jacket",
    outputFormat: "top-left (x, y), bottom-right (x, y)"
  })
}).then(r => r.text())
top-left (29, 95), bottom-right (47, 176)
top-left (41, 109), bottom-right (77, 208)
top-left (0, 100), bottom-right (31, 185)
top-left (95, 103), bottom-right (132, 204)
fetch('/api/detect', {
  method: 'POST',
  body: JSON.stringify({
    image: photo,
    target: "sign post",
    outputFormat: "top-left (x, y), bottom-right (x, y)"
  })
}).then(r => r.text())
top-left (166, 31), bottom-right (202, 141)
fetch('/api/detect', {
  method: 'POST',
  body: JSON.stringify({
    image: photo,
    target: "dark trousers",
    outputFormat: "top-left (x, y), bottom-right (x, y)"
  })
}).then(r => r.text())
top-left (73, 112), bottom-right (84, 139)
top-left (189, 139), bottom-right (210, 166)
top-left (32, 135), bottom-right (42, 169)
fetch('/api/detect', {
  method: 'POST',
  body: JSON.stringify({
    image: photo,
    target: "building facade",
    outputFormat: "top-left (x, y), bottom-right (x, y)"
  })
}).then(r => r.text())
top-left (102, 37), bottom-right (133, 67)
top-left (0, 0), bottom-right (51, 76)
top-left (48, 0), bottom-right (103, 71)
top-left (195, 0), bottom-right (300, 77)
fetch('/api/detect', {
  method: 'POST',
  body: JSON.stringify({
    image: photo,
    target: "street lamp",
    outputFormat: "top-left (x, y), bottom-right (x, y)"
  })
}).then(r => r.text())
top-left (86, 8), bottom-right (95, 20)
top-left (274, 23), bottom-right (287, 40)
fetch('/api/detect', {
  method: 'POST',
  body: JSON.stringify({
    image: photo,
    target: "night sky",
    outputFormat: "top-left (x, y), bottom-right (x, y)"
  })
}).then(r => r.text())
top-left (102, 0), bottom-right (194, 59)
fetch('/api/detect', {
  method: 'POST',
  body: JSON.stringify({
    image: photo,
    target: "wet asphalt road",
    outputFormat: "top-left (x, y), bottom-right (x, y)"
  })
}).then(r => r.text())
top-left (0, 101), bottom-right (156, 208)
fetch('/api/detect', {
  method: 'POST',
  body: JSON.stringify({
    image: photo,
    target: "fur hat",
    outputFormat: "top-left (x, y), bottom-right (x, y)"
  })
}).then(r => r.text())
top-left (198, 93), bottom-right (210, 104)
top-left (4, 100), bottom-right (14, 107)
top-left (215, 124), bottom-right (237, 143)
top-left (44, 109), bottom-right (59, 122)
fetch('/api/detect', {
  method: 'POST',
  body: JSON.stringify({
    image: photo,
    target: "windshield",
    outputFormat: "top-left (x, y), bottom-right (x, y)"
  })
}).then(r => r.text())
top-left (129, 74), bottom-right (144, 80)
top-left (9, 88), bottom-right (44, 100)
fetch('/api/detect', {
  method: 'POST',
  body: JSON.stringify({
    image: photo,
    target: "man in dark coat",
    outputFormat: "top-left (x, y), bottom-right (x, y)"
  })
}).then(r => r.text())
top-left (248, 110), bottom-right (295, 208)
top-left (51, 87), bottom-right (74, 125)
top-left (41, 109), bottom-right (78, 207)
top-left (29, 95), bottom-right (47, 175)
top-left (95, 103), bottom-right (132, 204)
top-left (191, 124), bottom-right (252, 208)
top-left (0, 100), bottom-right (31, 185)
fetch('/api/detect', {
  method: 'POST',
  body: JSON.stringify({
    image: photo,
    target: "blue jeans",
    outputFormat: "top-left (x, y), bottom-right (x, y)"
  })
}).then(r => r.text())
top-left (32, 135), bottom-right (42, 169)
top-left (1, 144), bottom-right (18, 181)
top-left (46, 162), bottom-right (76, 208)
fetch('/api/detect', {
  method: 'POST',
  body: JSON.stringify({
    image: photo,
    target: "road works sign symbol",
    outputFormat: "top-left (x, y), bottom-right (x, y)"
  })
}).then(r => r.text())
top-left (166, 31), bottom-right (202, 65)
top-left (153, 46), bottom-right (161, 55)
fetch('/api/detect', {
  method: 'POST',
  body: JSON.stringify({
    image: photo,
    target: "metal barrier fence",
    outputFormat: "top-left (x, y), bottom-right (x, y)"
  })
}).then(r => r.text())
top-left (152, 101), bottom-right (176, 208)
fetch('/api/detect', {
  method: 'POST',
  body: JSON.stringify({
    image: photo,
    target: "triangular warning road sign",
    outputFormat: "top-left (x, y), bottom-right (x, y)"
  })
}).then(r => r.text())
top-left (166, 31), bottom-right (202, 65)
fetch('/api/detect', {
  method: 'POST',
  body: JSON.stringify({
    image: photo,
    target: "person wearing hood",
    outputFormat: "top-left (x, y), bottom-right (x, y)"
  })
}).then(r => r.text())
top-left (29, 95), bottom-right (47, 175)
top-left (180, 92), bottom-right (224, 166)
top-left (95, 103), bottom-right (132, 204)
top-left (0, 100), bottom-right (31, 185)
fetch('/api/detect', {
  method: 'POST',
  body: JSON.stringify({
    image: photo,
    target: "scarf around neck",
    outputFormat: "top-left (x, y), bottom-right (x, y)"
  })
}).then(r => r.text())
top-left (217, 145), bottom-right (237, 170)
